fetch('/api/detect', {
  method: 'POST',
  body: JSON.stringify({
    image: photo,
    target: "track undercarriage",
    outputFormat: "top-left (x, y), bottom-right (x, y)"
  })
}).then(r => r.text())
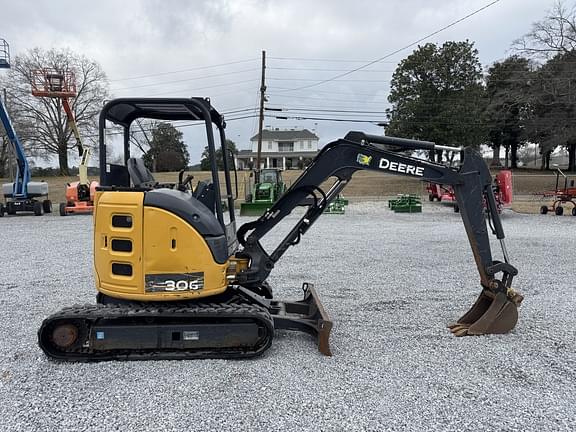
top-left (38, 284), bottom-right (331, 362)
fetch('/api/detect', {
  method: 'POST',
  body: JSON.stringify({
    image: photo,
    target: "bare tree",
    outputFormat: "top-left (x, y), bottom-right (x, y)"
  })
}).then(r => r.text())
top-left (513, 1), bottom-right (576, 59)
top-left (513, 1), bottom-right (576, 171)
top-left (129, 119), bottom-right (157, 156)
top-left (0, 48), bottom-right (109, 175)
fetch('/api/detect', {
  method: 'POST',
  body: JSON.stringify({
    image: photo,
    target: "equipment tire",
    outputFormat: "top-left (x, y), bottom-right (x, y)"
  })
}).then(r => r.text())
top-left (6, 202), bottom-right (16, 215)
top-left (59, 203), bottom-right (67, 216)
top-left (453, 205), bottom-right (459, 213)
top-left (555, 206), bottom-right (563, 216)
top-left (428, 194), bottom-right (434, 202)
top-left (245, 193), bottom-right (253, 203)
top-left (572, 207), bottom-right (576, 216)
top-left (540, 205), bottom-right (548, 215)
top-left (0, 205), bottom-right (4, 217)
top-left (33, 201), bottom-right (43, 216)
top-left (43, 199), bottom-right (52, 214)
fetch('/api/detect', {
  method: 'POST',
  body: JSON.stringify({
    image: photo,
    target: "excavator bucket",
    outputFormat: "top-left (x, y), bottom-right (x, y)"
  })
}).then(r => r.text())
top-left (448, 288), bottom-right (523, 336)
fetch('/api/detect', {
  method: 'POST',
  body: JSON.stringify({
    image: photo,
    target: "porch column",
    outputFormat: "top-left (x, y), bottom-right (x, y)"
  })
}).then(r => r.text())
top-left (266, 157), bottom-right (270, 168)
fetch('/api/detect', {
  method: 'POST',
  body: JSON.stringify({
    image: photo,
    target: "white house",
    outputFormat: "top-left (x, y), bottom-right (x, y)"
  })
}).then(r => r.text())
top-left (236, 128), bottom-right (320, 170)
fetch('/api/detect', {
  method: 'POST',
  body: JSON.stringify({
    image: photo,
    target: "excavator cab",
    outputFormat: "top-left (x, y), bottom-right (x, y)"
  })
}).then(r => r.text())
top-left (94, 98), bottom-right (238, 302)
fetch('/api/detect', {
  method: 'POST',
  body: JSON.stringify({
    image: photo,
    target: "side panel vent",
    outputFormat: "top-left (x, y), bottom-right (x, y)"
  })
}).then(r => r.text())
top-left (112, 263), bottom-right (133, 277)
top-left (112, 215), bottom-right (133, 228)
top-left (111, 239), bottom-right (133, 253)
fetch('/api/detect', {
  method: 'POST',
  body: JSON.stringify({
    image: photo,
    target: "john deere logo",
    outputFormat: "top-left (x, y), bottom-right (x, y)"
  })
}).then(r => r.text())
top-left (357, 154), bottom-right (372, 166)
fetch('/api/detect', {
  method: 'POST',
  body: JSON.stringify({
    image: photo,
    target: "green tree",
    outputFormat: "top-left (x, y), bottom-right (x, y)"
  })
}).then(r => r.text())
top-left (514, 1), bottom-right (576, 171)
top-left (200, 139), bottom-right (238, 171)
top-left (483, 56), bottom-right (533, 168)
top-left (143, 122), bottom-right (189, 172)
top-left (524, 51), bottom-right (576, 170)
top-left (386, 41), bottom-right (486, 160)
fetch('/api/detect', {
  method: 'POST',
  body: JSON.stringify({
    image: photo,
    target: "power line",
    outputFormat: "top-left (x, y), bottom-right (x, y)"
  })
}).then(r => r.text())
top-left (270, 115), bottom-right (384, 123)
top-left (279, 0), bottom-right (502, 92)
top-left (111, 68), bottom-right (260, 91)
top-left (269, 77), bottom-right (392, 83)
top-left (266, 107), bottom-right (388, 114)
top-left (267, 92), bottom-right (388, 104)
top-left (269, 56), bottom-right (395, 63)
top-left (268, 66), bottom-right (395, 73)
top-left (94, 114), bottom-right (261, 139)
top-left (270, 86), bottom-right (390, 98)
top-left (122, 79), bottom-right (259, 97)
top-left (109, 58), bottom-right (258, 82)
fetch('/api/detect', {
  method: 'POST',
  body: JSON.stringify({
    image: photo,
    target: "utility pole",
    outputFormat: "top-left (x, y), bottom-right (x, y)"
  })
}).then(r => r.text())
top-left (256, 50), bottom-right (266, 183)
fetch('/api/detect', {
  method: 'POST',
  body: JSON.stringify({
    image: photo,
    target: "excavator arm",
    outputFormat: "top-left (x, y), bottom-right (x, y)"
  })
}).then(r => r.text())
top-left (235, 132), bottom-right (522, 338)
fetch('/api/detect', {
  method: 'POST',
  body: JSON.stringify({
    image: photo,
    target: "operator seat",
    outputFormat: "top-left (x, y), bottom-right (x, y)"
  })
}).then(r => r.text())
top-left (193, 180), bottom-right (216, 213)
top-left (127, 158), bottom-right (157, 189)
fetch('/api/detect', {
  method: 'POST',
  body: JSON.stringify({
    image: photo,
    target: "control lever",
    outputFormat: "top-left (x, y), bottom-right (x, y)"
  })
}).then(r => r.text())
top-left (177, 170), bottom-right (194, 192)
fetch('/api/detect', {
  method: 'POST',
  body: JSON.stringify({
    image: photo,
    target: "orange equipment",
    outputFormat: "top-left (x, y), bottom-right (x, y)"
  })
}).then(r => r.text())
top-left (31, 69), bottom-right (99, 215)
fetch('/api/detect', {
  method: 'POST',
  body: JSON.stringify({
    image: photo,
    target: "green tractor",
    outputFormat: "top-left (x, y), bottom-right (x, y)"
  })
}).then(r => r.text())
top-left (324, 194), bottom-right (348, 214)
top-left (240, 168), bottom-right (287, 216)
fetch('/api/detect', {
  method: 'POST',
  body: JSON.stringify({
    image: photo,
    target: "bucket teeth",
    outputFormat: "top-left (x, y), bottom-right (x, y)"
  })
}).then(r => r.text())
top-left (448, 288), bottom-right (521, 337)
top-left (447, 323), bottom-right (470, 337)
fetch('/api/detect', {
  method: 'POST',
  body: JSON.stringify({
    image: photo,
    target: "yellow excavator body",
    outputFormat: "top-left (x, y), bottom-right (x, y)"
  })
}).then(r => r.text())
top-left (93, 190), bottom-right (229, 302)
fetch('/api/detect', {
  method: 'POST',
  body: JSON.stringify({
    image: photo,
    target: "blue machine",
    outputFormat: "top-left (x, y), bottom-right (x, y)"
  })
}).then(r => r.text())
top-left (0, 38), bottom-right (51, 216)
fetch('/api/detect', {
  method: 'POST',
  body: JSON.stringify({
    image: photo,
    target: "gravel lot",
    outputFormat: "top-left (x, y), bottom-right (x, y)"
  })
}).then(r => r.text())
top-left (0, 203), bottom-right (574, 431)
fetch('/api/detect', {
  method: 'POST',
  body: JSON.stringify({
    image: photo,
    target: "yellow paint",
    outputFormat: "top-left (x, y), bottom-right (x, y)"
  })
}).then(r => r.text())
top-left (94, 190), bottom-right (229, 301)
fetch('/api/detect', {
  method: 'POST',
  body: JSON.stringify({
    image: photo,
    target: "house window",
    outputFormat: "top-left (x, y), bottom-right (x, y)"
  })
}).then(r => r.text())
top-left (268, 142), bottom-right (272, 150)
top-left (278, 142), bottom-right (294, 152)
top-left (308, 141), bottom-right (312, 149)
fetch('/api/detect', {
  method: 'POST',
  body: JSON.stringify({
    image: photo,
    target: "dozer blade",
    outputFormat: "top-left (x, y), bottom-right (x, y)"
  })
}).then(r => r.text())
top-left (240, 202), bottom-right (272, 216)
top-left (448, 288), bottom-right (523, 336)
top-left (271, 283), bottom-right (333, 356)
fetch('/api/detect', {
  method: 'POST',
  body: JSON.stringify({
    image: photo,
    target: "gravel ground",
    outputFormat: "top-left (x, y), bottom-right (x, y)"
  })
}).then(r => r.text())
top-left (0, 203), bottom-right (574, 432)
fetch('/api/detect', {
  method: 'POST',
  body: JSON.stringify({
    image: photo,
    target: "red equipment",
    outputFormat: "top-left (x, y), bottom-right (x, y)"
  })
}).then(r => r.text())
top-left (426, 183), bottom-right (456, 203)
top-left (427, 170), bottom-right (513, 213)
top-left (538, 169), bottom-right (576, 216)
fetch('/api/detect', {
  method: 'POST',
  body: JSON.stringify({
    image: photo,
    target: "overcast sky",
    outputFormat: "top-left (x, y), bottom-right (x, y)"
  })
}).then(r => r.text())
top-left (0, 0), bottom-right (560, 164)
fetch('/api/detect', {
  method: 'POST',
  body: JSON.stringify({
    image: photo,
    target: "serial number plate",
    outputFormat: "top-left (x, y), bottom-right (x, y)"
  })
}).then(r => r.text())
top-left (145, 272), bottom-right (205, 293)
top-left (183, 331), bottom-right (200, 341)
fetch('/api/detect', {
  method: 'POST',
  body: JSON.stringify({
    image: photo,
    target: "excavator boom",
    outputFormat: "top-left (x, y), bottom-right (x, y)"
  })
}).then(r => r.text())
top-left (235, 132), bottom-right (522, 342)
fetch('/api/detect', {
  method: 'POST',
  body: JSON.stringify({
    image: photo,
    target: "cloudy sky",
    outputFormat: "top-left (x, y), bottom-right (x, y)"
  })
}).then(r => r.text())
top-left (0, 0), bottom-right (560, 164)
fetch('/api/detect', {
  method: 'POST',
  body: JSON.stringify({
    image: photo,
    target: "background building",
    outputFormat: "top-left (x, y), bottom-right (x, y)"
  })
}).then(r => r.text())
top-left (236, 128), bottom-right (319, 170)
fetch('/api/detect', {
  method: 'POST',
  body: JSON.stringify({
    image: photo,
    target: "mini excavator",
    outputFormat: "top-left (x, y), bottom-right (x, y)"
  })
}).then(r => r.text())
top-left (38, 98), bottom-right (523, 361)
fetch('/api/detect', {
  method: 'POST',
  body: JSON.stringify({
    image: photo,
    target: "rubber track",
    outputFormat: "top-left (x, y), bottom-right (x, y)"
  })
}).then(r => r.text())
top-left (38, 302), bottom-right (274, 362)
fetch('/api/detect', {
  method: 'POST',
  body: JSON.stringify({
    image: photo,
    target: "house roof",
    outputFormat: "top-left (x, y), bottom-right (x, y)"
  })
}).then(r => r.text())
top-left (250, 129), bottom-right (319, 141)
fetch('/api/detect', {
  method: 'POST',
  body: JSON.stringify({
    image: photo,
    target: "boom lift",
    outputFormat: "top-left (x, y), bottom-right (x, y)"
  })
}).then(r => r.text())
top-left (0, 39), bottom-right (51, 217)
top-left (31, 69), bottom-right (98, 216)
top-left (38, 98), bottom-right (523, 361)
